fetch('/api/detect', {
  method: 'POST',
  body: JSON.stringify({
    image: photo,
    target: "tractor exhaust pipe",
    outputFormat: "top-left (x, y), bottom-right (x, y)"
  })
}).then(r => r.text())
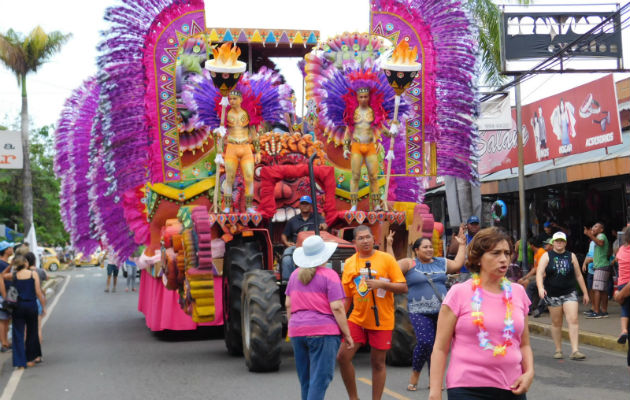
top-left (308, 152), bottom-right (320, 236)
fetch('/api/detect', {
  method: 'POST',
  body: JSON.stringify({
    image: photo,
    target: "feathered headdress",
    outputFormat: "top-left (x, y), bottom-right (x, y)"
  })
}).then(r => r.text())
top-left (182, 66), bottom-right (293, 129)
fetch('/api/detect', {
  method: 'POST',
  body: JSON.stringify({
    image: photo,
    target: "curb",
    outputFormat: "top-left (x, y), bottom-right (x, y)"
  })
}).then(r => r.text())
top-left (529, 321), bottom-right (627, 353)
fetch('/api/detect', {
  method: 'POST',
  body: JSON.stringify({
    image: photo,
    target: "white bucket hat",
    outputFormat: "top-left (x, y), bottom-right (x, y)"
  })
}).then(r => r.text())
top-left (292, 235), bottom-right (338, 269)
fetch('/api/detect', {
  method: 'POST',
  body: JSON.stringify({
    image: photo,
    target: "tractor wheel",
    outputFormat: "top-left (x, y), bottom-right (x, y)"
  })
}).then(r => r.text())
top-left (386, 293), bottom-right (416, 366)
top-left (223, 238), bottom-right (264, 356)
top-left (241, 269), bottom-right (282, 372)
top-left (48, 263), bottom-right (59, 272)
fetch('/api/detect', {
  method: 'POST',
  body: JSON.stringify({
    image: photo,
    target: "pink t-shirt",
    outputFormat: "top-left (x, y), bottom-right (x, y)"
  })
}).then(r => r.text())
top-left (443, 279), bottom-right (531, 390)
top-left (617, 245), bottom-right (630, 286)
top-left (285, 267), bottom-right (345, 337)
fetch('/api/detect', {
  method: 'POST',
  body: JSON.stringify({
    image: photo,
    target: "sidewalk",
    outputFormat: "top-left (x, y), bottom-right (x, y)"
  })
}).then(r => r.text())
top-left (528, 298), bottom-right (628, 353)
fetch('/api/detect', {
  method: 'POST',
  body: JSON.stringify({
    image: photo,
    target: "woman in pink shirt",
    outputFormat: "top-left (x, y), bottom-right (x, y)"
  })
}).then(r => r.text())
top-left (429, 227), bottom-right (534, 400)
top-left (613, 228), bottom-right (630, 345)
top-left (285, 235), bottom-right (354, 400)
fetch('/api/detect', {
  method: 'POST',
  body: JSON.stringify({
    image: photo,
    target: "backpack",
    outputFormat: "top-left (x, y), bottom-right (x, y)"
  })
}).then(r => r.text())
top-left (2, 273), bottom-right (19, 313)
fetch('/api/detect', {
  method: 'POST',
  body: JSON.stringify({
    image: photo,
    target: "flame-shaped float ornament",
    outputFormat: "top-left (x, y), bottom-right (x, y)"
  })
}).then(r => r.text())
top-left (205, 42), bottom-right (246, 96)
top-left (382, 41), bottom-right (421, 95)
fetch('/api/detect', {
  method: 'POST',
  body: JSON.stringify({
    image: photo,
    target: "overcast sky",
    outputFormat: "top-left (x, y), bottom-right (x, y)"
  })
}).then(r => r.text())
top-left (0, 0), bottom-right (629, 129)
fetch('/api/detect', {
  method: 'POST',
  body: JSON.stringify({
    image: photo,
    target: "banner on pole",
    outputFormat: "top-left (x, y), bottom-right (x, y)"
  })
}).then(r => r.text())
top-left (0, 131), bottom-right (23, 169)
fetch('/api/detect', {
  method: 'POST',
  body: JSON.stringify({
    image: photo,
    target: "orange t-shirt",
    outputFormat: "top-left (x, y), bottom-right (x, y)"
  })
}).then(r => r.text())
top-left (342, 250), bottom-right (406, 330)
top-left (533, 248), bottom-right (546, 270)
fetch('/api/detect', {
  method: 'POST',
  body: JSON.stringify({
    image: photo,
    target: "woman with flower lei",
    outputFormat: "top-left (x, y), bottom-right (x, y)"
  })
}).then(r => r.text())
top-left (429, 227), bottom-right (534, 400)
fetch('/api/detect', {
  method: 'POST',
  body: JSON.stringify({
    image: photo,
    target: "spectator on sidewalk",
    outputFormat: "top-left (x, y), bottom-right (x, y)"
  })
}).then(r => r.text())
top-left (582, 237), bottom-right (596, 316)
top-left (0, 241), bottom-right (14, 352)
top-left (613, 228), bottom-right (630, 344)
top-left (614, 278), bottom-right (630, 372)
top-left (104, 252), bottom-right (119, 293)
top-left (124, 258), bottom-right (138, 292)
top-left (584, 222), bottom-right (610, 318)
top-left (24, 252), bottom-right (46, 345)
top-left (519, 238), bottom-right (550, 318)
top-left (429, 227), bottom-right (534, 399)
top-left (5, 255), bottom-right (45, 369)
top-left (285, 235), bottom-right (354, 400)
top-left (447, 216), bottom-right (481, 280)
top-left (536, 232), bottom-right (589, 360)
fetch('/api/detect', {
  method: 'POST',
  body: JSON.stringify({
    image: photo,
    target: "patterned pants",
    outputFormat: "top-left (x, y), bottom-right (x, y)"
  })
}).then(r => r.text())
top-left (409, 312), bottom-right (438, 372)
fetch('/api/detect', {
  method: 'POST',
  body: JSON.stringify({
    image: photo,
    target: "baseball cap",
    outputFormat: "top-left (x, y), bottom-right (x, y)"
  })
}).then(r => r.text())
top-left (299, 195), bottom-right (312, 204)
top-left (543, 238), bottom-right (553, 245)
top-left (544, 221), bottom-right (551, 228)
top-left (0, 241), bottom-right (15, 252)
top-left (467, 216), bottom-right (480, 224)
top-left (551, 232), bottom-right (567, 242)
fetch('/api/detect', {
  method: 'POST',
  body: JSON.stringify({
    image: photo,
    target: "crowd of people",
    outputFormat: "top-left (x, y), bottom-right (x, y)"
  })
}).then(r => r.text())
top-left (284, 214), bottom-right (630, 400)
top-left (0, 241), bottom-right (47, 369)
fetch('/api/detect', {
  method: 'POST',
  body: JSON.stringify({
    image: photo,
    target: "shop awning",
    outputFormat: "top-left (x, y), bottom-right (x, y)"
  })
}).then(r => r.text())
top-left (480, 131), bottom-right (630, 194)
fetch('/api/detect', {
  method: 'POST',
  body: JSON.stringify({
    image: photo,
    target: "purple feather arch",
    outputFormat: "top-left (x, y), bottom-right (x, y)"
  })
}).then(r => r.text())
top-left (371, 0), bottom-right (480, 184)
top-left (54, 77), bottom-right (101, 256)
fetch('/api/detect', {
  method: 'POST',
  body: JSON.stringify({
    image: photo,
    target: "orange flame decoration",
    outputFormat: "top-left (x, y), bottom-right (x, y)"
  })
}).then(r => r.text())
top-left (391, 41), bottom-right (419, 65)
top-left (211, 42), bottom-right (242, 66)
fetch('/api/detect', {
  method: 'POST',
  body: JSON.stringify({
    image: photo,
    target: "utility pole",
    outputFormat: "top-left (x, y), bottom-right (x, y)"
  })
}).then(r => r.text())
top-left (515, 77), bottom-right (528, 274)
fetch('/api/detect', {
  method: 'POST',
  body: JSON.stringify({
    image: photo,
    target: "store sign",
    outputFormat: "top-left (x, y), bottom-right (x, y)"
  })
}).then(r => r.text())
top-left (503, 12), bottom-right (623, 61)
top-left (0, 131), bottom-right (22, 169)
top-left (478, 95), bottom-right (512, 131)
top-left (478, 75), bottom-right (622, 174)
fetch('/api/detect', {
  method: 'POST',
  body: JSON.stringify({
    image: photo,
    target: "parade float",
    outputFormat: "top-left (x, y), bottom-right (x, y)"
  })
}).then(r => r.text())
top-left (54, 0), bottom-right (478, 372)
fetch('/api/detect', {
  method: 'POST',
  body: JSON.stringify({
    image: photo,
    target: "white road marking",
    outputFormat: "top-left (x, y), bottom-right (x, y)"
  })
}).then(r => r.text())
top-left (75, 274), bottom-right (85, 278)
top-left (0, 276), bottom-right (72, 400)
top-left (94, 273), bottom-right (103, 277)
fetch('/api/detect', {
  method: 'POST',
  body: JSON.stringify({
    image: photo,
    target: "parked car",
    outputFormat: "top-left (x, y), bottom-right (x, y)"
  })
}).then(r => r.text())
top-left (38, 247), bottom-right (61, 272)
top-left (74, 251), bottom-right (104, 267)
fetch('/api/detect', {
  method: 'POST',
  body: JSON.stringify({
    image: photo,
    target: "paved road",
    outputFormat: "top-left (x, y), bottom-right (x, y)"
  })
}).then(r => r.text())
top-left (0, 267), bottom-right (627, 400)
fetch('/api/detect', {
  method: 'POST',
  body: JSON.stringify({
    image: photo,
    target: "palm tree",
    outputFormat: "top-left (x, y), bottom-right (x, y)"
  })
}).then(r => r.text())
top-left (0, 26), bottom-right (71, 235)
top-left (468, 0), bottom-right (531, 86)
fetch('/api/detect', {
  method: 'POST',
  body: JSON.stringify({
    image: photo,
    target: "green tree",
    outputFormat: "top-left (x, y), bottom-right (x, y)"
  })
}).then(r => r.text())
top-left (0, 26), bottom-right (71, 235)
top-left (467, 0), bottom-right (531, 86)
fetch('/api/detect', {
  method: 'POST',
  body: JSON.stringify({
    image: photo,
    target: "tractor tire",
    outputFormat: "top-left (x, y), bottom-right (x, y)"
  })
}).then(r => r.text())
top-left (241, 269), bottom-right (282, 372)
top-left (223, 238), bottom-right (264, 356)
top-left (386, 293), bottom-right (416, 366)
top-left (48, 263), bottom-right (59, 272)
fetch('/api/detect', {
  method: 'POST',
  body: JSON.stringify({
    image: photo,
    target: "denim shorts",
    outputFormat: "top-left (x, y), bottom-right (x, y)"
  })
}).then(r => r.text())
top-left (586, 273), bottom-right (594, 290)
top-left (106, 264), bottom-right (119, 277)
top-left (544, 291), bottom-right (578, 307)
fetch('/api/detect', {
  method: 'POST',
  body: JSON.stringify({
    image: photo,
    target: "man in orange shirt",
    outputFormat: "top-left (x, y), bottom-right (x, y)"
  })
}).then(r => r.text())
top-left (519, 238), bottom-right (551, 316)
top-left (337, 225), bottom-right (407, 400)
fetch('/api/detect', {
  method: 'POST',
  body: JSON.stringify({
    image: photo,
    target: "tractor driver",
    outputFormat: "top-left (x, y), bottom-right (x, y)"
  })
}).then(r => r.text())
top-left (280, 195), bottom-right (327, 280)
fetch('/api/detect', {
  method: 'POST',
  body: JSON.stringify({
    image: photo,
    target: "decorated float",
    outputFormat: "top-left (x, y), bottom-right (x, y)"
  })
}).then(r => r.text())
top-left (54, 0), bottom-right (478, 372)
